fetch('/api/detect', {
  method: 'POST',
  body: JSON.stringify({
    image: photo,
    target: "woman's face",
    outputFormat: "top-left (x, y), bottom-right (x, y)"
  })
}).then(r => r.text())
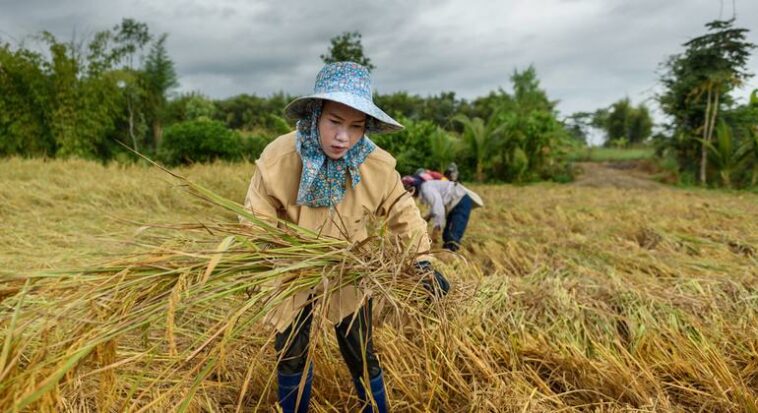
top-left (318, 101), bottom-right (367, 160)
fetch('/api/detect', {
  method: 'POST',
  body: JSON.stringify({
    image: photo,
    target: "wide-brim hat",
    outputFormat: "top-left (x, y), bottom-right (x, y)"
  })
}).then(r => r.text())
top-left (284, 62), bottom-right (403, 134)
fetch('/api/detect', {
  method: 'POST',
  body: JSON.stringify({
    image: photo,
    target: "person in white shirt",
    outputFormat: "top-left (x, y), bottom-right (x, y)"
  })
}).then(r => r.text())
top-left (401, 174), bottom-right (479, 251)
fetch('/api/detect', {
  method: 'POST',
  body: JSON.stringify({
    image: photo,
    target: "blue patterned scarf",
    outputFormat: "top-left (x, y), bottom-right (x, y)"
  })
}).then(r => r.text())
top-left (295, 102), bottom-right (376, 208)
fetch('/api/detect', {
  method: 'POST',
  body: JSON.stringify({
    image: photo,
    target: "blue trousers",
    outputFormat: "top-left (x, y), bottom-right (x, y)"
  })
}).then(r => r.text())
top-left (442, 194), bottom-right (472, 252)
top-left (275, 300), bottom-right (381, 379)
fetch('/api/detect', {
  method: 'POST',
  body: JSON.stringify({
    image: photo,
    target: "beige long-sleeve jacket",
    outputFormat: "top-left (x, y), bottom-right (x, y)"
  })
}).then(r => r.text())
top-left (243, 132), bottom-right (431, 332)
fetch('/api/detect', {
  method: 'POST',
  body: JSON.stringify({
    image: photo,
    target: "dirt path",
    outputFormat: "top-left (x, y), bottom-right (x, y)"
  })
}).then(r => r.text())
top-left (572, 161), bottom-right (665, 190)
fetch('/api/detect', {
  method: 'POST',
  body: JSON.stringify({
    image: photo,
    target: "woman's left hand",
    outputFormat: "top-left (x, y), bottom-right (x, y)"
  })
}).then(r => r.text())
top-left (415, 260), bottom-right (450, 299)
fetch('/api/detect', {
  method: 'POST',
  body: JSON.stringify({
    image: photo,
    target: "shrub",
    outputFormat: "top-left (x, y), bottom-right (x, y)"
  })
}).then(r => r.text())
top-left (158, 119), bottom-right (242, 165)
top-left (372, 117), bottom-right (447, 175)
top-left (239, 132), bottom-right (273, 161)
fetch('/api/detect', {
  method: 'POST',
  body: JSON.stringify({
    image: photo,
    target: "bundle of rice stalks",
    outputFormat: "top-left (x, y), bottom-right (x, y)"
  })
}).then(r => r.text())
top-left (0, 169), bottom-right (450, 412)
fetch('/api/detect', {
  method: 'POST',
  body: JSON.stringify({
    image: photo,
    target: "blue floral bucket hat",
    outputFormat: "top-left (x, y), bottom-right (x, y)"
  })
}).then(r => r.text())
top-left (284, 61), bottom-right (403, 133)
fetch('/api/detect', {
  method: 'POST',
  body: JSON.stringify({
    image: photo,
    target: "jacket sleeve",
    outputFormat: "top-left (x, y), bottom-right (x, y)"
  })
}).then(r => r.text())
top-left (240, 165), bottom-right (280, 227)
top-left (420, 185), bottom-right (446, 229)
top-left (378, 171), bottom-right (432, 258)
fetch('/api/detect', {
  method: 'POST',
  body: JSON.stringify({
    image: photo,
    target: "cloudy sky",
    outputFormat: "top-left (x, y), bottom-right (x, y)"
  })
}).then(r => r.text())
top-left (2, 0), bottom-right (757, 131)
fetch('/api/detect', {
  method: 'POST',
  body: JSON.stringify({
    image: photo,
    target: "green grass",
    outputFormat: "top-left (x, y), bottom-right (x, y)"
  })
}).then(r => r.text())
top-left (566, 146), bottom-right (656, 162)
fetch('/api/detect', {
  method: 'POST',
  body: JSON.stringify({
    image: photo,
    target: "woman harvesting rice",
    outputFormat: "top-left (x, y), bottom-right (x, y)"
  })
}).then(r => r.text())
top-left (243, 62), bottom-right (448, 413)
top-left (401, 174), bottom-right (483, 252)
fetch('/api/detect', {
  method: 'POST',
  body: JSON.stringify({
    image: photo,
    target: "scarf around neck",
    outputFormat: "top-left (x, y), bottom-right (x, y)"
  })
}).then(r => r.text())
top-left (295, 102), bottom-right (376, 208)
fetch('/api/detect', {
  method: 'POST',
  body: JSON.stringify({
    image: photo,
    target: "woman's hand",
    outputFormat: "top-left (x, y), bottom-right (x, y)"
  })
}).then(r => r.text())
top-left (415, 260), bottom-right (450, 299)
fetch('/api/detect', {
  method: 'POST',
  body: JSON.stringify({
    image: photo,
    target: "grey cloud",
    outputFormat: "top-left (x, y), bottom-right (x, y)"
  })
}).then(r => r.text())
top-left (1, 0), bottom-right (757, 118)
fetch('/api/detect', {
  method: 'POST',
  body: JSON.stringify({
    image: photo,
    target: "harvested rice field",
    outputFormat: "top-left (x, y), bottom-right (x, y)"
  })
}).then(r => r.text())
top-left (1, 158), bottom-right (757, 412)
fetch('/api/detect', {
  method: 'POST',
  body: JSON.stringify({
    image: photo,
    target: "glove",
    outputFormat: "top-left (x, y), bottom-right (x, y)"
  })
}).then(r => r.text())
top-left (415, 260), bottom-right (450, 299)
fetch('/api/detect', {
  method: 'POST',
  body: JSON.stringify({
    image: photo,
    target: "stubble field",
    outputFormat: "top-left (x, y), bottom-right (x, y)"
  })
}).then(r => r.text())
top-left (1, 158), bottom-right (757, 412)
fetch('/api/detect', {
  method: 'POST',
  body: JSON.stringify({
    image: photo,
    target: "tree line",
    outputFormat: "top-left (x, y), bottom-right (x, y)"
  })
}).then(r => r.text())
top-left (1, 20), bottom-right (756, 188)
top-left (0, 19), bottom-right (177, 160)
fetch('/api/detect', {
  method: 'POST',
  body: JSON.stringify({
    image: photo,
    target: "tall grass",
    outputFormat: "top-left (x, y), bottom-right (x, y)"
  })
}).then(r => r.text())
top-left (1, 158), bottom-right (757, 411)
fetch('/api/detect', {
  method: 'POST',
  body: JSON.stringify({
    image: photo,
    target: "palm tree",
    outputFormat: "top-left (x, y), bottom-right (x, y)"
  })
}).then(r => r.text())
top-left (702, 121), bottom-right (751, 188)
top-left (428, 127), bottom-right (456, 172)
top-left (453, 114), bottom-right (505, 182)
top-left (745, 125), bottom-right (758, 187)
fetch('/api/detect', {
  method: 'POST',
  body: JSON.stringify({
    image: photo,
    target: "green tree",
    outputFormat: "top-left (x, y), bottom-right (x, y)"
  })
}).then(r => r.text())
top-left (112, 19), bottom-right (152, 153)
top-left (0, 18), bottom-right (164, 160)
top-left (0, 44), bottom-right (55, 156)
top-left (591, 107), bottom-right (609, 131)
top-left (595, 98), bottom-right (653, 146)
top-left (374, 91), bottom-right (425, 121)
top-left (372, 117), bottom-right (437, 175)
top-left (213, 92), bottom-right (293, 132)
top-left (43, 34), bottom-right (92, 158)
top-left (746, 126), bottom-right (758, 186)
top-left (428, 128), bottom-right (458, 173)
top-left (628, 103), bottom-right (653, 144)
top-left (453, 114), bottom-right (503, 182)
top-left (141, 33), bottom-right (178, 150)
top-left (723, 92), bottom-right (758, 186)
top-left (563, 112), bottom-right (593, 146)
top-left (495, 67), bottom-right (569, 182)
top-left (606, 98), bottom-right (631, 143)
top-left (704, 121), bottom-right (752, 187)
top-left (185, 94), bottom-right (217, 120)
top-left (420, 91), bottom-right (463, 129)
top-left (659, 19), bottom-right (755, 185)
top-left (320, 31), bottom-right (375, 71)
top-left (111, 18), bottom-right (151, 69)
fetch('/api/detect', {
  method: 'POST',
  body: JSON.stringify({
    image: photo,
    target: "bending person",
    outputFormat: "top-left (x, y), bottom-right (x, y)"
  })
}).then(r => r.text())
top-left (402, 175), bottom-right (481, 251)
